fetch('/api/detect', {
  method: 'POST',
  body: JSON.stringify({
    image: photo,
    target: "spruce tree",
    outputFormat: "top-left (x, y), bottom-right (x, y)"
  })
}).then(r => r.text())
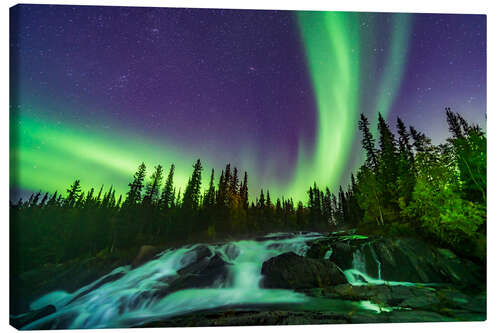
top-left (203, 168), bottom-right (216, 207)
top-left (160, 164), bottom-right (175, 210)
top-left (144, 165), bottom-right (164, 205)
top-left (359, 113), bottom-right (378, 169)
top-left (65, 180), bottom-right (82, 208)
top-left (240, 171), bottom-right (249, 209)
top-left (124, 163), bottom-right (147, 206)
top-left (182, 159), bottom-right (203, 210)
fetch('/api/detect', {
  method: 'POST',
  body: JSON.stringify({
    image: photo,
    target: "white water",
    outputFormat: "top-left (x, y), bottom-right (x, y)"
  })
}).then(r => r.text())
top-left (23, 232), bottom-right (325, 329)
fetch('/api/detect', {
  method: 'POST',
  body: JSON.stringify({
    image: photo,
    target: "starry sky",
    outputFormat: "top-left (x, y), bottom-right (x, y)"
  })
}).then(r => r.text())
top-left (10, 5), bottom-right (486, 202)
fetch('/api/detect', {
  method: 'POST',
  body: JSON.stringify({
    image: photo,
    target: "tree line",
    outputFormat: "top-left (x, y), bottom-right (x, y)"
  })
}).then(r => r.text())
top-left (351, 108), bottom-right (486, 261)
top-left (10, 108), bottom-right (486, 273)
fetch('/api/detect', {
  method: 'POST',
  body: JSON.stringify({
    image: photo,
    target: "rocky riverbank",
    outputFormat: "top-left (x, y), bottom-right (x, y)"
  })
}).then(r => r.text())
top-left (11, 231), bottom-right (486, 329)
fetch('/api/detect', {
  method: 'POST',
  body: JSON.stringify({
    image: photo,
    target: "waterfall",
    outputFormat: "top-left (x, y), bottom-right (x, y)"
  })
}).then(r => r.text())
top-left (343, 243), bottom-right (420, 287)
top-left (23, 232), bottom-right (323, 330)
top-left (369, 245), bottom-right (382, 280)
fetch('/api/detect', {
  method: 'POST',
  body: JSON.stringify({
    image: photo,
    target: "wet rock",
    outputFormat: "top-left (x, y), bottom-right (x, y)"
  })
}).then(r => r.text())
top-left (154, 252), bottom-right (231, 298)
top-left (140, 309), bottom-right (349, 327)
top-left (320, 283), bottom-right (442, 310)
top-left (437, 289), bottom-right (486, 313)
top-left (307, 236), bottom-right (484, 287)
top-left (10, 304), bottom-right (56, 329)
top-left (261, 252), bottom-right (347, 289)
top-left (387, 310), bottom-right (454, 323)
top-left (223, 244), bottom-right (240, 260)
top-left (330, 242), bottom-right (355, 269)
top-left (68, 270), bottom-right (126, 304)
top-left (305, 239), bottom-right (331, 259)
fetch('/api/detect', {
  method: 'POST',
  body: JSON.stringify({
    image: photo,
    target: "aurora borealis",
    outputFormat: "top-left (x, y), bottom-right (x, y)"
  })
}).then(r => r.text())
top-left (10, 5), bottom-right (486, 202)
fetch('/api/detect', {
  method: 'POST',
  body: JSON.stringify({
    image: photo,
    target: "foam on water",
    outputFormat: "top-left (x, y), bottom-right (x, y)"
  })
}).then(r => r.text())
top-left (23, 232), bottom-right (323, 329)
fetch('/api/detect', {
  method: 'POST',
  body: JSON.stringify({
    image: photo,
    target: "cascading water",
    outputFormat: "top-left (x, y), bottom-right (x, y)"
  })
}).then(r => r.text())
top-left (23, 232), bottom-right (324, 329)
top-left (343, 243), bottom-right (418, 287)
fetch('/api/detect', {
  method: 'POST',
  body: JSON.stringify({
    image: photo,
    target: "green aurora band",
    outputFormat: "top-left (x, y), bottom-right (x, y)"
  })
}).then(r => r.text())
top-left (10, 12), bottom-right (412, 204)
top-left (10, 110), bottom-right (194, 199)
top-left (287, 12), bottom-right (412, 199)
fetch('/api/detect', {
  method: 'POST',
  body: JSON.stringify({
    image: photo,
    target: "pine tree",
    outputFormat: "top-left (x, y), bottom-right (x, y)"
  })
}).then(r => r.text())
top-left (446, 107), bottom-right (464, 139)
top-left (182, 159), bottom-right (203, 210)
top-left (324, 187), bottom-right (333, 225)
top-left (124, 163), bottom-right (147, 206)
top-left (65, 180), bottom-right (82, 208)
top-left (160, 164), bottom-right (175, 210)
top-left (266, 190), bottom-right (272, 208)
top-left (240, 171), bottom-right (249, 209)
top-left (144, 165), bottom-right (164, 205)
top-left (359, 113), bottom-right (378, 169)
top-left (257, 189), bottom-right (265, 209)
top-left (216, 169), bottom-right (225, 206)
top-left (203, 168), bottom-right (216, 207)
top-left (396, 117), bottom-right (416, 208)
top-left (39, 192), bottom-right (49, 207)
top-left (410, 126), bottom-right (432, 153)
top-left (230, 167), bottom-right (239, 195)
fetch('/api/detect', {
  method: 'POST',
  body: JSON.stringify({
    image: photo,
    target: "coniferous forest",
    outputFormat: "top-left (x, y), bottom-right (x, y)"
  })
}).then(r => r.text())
top-left (9, 6), bottom-right (488, 329)
top-left (11, 109), bottom-right (486, 277)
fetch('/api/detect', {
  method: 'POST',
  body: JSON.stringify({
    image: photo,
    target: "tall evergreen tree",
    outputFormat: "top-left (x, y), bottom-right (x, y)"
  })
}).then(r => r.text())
top-left (240, 171), bottom-right (249, 209)
top-left (203, 168), bottom-right (216, 207)
top-left (144, 165), bottom-right (164, 205)
top-left (160, 164), bottom-right (176, 210)
top-left (182, 159), bottom-right (203, 210)
top-left (359, 113), bottom-right (378, 169)
top-left (65, 180), bottom-right (82, 208)
top-left (124, 163), bottom-right (147, 206)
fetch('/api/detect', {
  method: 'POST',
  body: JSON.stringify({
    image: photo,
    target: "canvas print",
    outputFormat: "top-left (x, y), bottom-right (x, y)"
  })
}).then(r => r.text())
top-left (9, 4), bottom-right (486, 329)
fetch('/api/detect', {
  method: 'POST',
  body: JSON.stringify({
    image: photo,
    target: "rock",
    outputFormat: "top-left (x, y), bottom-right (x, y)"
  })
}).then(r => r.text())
top-left (387, 310), bottom-right (454, 323)
top-left (140, 309), bottom-right (349, 327)
top-left (68, 270), bottom-right (126, 304)
top-left (10, 304), bottom-right (56, 329)
top-left (223, 244), bottom-right (240, 260)
top-left (305, 239), bottom-right (331, 259)
top-left (306, 235), bottom-right (485, 287)
top-left (329, 242), bottom-right (354, 269)
top-left (154, 252), bottom-right (231, 299)
top-left (131, 245), bottom-right (163, 268)
top-left (321, 283), bottom-right (441, 310)
top-left (261, 252), bottom-right (347, 289)
top-left (437, 289), bottom-right (486, 313)
top-left (399, 295), bottom-right (440, 309)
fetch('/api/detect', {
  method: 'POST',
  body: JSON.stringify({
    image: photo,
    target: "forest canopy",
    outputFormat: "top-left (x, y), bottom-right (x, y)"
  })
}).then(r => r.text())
top-left (11, 108), bottom-right (486, 274)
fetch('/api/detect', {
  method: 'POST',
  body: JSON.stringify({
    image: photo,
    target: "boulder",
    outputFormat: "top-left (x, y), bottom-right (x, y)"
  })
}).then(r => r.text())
top-left (306, 236), bottom-right (484, 287)
top-left (153, 251), bottom-right (231, 299)
top-left (329, 242), bottom-right (355, 269)
top-left (261, 252), bottom-right (347, 289)
top-left (10, 304), bottom-right (56, 329)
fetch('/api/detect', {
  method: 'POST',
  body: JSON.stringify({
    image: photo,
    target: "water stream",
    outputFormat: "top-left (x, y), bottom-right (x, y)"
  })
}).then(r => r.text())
top-left (22, 232), bottom-right (418, 329)
top-left (24, 232), bottom-right (326, 329)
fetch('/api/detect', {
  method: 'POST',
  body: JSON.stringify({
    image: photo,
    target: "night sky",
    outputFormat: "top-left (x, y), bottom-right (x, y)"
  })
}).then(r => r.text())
top-left (10, 5), bottom-right (486, 202)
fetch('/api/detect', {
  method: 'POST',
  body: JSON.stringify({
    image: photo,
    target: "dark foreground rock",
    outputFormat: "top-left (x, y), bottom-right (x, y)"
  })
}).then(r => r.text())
top-left (139, 301), bottom-right (484, 328)
top-left (261, 252), bottom-right (347, 289)
top-left (153, 245), bottom-right (231, 299)
top-left (307, 235), bottom-right (485, 288)
top-left (10, 305), bottom-right (56, 329)
top-left (140, 309), bottom-right (350, 327)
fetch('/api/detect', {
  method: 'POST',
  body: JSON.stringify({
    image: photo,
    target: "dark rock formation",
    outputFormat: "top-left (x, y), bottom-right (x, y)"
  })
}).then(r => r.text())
top-left (10, 305), bottom-right (56, 329)
top-left (261, 252), bottom-right (347, 289)
top-left (307, 235), bottom-right (484, 287)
